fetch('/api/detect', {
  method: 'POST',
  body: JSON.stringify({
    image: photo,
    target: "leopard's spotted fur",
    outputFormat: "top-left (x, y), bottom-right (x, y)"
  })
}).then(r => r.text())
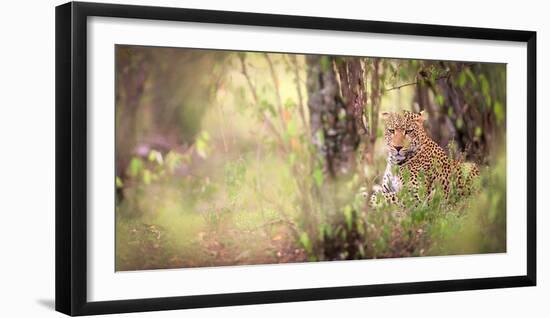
top-left (370, 110), bottom-right (479, 206)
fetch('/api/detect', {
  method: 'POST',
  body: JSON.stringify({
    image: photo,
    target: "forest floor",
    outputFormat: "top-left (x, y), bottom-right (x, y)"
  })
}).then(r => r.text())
top-left (116, 216), bottom-right (306, 271)
top-left (194, 224), bottom-right (306, 267)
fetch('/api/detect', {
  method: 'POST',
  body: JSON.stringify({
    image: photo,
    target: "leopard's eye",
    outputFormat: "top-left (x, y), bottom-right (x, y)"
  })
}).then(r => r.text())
top-left (388, 129), bottom-right (395, 134)
top-left (405, 129), bottom-right (413, 135)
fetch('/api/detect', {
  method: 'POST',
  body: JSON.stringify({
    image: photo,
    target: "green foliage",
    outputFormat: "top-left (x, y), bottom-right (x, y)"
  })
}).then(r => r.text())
top-left (195, 131), bottom-right (211, 159)
top-left (456, 118), bottom-right (464, 129)
top-left (299, 152), bottom-right (506, 261)
top-left (147, 150), bottom-right (163, 165)
top-left (224, 159), bottom-right (247, 202)
top-left (343, 205), bottom-right (353, 231)
top-left (260, 98), bottom-right (276, 116)
top-left (312, 166), bottom-right (324, 188)
top-left (436, 94), bottom-right (445, 106)
top-left (315, 130), bottom-right (325, 145)
top-left (475, 126), bottom-right (483, 138)
top-left (128, 157), bottom-right (143, 177)
top-left (286, 119), bottom-right (298, 137)
top-left (164, 151), bottom-right (187, 173)
top-left (457, 71), bottom-right (467, 88)
top-left (299, 233), bottom-right (313, 255)
top-left (479, 74), bottom-right (492, 106)
top-left (399, 68), bottom-right (408, 81)
top-left (116, 50), bottom-right (506, 271)
top-left (494, 101), bottom-right (505, 124)
top-left (142, 169), bottom-right (152, 185)
top-left (115, 176), bottom-right (124, 188)
top-left (319, 56), bottom-right (332, 72)
top-left (284, 97), bottom-right (295, 109)
top-left (464, 68), bottom-right (478, 88)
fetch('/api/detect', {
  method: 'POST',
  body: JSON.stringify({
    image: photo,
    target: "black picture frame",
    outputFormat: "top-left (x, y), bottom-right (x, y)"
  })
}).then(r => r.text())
top-left (55, 1), bottom-right (537, 316)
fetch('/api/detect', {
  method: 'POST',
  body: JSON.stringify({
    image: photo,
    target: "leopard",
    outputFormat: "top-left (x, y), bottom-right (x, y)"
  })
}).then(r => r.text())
top-left (369, 110), bottom-right (479, 207)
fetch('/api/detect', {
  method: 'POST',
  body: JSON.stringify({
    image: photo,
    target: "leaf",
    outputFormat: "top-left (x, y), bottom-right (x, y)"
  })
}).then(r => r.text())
top-left (436, 94), bottom-right (445, 106)
top-left (320, 56), bottom-right (331, 72)
top-left (479, 74), bottom-right (492, 106)
top-left (196, 139), bottom-right (208, 159)
top-left (321, 223), bottom-right (333, 239)
top-left (431, 71), bottom-right (437, 83)
top-left (142, 169), bottom-right (152, 185)
top-left (399, 68), bottom-right (408, 81)
top-left (148, 150), bottom-right (163, 165)
top-left (465, 68), bottom-right (478, 88)
top-left (128, 157), bottom-right (143, 177)
top-left (313, 167), bottom-right (324, 188)
top-left (260, 99), bottom-right (276, 116)
top-left (344, 205), bottom-right (353, 230)
top-left (299, 233), bottom-right (312, 254)
top-left (165, 151), bottom-right (183, 173)
top-left (475, 126), bottom-right (483, 138)
top-left (494, 101), bottom-right (505, 124)
top-left (284, 98), bottom-right (295, 109)
top-left (457, 71), bottom-right (467, 88)
top-left (447, 107), bottom-right (454, 117)
top-left (456, 118), bottom-right (464, 129)
top-left (115, 176), bottom-right (124, 188)
top-left (195, 131), bottom-right (211, 159)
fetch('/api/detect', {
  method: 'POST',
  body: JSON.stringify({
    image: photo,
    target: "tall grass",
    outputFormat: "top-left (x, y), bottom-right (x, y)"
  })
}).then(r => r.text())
top-left (303, 151), bottom-right (506, 261)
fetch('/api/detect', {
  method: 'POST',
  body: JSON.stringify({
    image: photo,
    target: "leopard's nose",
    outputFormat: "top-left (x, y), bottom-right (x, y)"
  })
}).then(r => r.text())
top-left (394, 146), bottom-right (403, 152)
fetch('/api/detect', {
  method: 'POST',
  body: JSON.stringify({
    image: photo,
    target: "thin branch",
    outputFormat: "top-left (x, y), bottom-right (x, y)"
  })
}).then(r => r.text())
top-left (384, 74), bottom-right (449, 92)
top-left (251, 218), bottom-right (299, 232)
top-left (283, 55), bottom-right (314, 179)
top-left (289, 55), bottom-right (309, 136)
top-left (238, 54), bottom-right (288, 153)
top-left (210, 63), bottom-right (230, 153)
top-left (264, 54), bottom-right (288, 135)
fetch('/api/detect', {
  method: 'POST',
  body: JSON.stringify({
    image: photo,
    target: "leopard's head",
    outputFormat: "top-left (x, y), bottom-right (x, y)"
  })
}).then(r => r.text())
top-left (381, 110), bottom-right (426, 165)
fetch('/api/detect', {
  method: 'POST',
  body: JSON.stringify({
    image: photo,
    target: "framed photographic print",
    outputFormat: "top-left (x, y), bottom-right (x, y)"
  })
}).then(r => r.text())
top-left (55, 1), bottom-right (536, 316)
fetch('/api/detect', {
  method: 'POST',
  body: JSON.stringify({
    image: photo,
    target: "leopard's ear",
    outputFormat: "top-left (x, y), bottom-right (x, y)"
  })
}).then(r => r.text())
top-left (417, 110), bottom-right (427, 123)
top-left (381, 112), bottom-right (390, 120)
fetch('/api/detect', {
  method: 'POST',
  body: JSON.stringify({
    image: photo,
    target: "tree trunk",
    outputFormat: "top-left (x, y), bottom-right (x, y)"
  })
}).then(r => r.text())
top-left (306, 56), bottom-right (362, 178)
top-left (413, 62), bottom-right (501, 163)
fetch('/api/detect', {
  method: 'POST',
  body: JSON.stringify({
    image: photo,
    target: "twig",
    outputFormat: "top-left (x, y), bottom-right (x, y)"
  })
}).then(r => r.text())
top-left (212, 64), bottom-right (229, 153)
top-left (253, 218), bottom-right (299, 231)
top-left (288, 55), bottom-right (309, 136)
top-left (384, 74), bottom-right (449, 92)
top-left (238, 54), bottom-right (288, 153)
top-left (264, 54), bottom-right (287, 132)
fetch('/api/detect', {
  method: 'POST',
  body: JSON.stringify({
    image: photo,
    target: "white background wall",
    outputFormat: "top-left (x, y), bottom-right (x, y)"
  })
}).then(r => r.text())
top-left (0, 0), bottom-right (546, 316)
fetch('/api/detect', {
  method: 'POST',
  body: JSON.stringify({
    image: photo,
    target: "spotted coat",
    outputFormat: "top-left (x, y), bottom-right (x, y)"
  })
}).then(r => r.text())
top-left (370, 111), bottom-right (479, 206)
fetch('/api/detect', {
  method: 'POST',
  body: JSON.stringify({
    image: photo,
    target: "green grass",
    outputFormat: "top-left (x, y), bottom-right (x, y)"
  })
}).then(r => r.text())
top-left (114, 52), bottom-right (506, 271)
top-left (311, 152), bottom-right (506, 261)
top-left (115, 127), bottom-right (506, 271)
